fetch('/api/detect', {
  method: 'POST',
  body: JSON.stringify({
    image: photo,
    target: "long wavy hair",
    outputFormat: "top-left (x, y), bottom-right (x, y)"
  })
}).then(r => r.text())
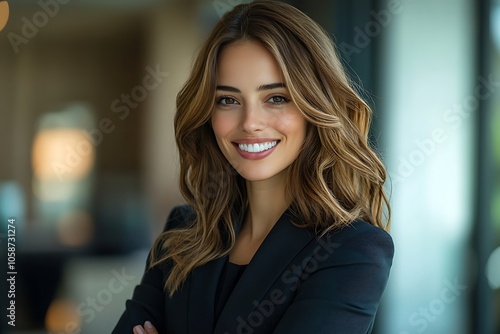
top-left (150, 0), bottom-right (390, 296)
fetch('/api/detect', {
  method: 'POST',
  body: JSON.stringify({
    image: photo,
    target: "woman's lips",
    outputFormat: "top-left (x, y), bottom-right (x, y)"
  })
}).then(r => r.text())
top-left (232, 140), bottom-right (280, 160)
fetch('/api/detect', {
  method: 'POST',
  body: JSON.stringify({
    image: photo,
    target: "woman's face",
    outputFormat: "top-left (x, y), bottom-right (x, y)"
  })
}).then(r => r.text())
top-left (211, 40), bottom-right (307, 182)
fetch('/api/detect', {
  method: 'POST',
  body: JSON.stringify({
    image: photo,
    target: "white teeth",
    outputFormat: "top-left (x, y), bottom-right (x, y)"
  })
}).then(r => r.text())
top-left (238, 141), bottom-right (278, 153)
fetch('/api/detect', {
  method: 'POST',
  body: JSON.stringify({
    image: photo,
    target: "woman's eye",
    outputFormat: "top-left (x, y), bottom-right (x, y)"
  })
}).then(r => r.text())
top-left (216, 97), bottom-right (238, 105)
top-left (268, 96), bottom-right (289, 104)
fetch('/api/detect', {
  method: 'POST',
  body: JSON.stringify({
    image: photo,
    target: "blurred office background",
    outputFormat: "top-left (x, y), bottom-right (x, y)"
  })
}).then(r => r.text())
top-left (0, 0), bottom-right (498, 333)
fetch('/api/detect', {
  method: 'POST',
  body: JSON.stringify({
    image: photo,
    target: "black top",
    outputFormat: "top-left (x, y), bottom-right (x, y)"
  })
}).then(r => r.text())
top-left (215, 261), bottom-right (248, 321)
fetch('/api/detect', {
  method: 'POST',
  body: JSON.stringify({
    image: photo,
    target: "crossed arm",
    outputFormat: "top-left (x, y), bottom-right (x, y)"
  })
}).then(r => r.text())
top-left (133, 321), bottom-right (158, 334)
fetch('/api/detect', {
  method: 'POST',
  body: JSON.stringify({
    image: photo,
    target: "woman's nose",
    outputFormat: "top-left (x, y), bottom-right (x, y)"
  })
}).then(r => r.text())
top-left (241, 103), bottom-right (265, 133)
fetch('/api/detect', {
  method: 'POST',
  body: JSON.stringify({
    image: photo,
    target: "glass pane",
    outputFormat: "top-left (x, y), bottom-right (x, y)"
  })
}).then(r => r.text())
top-left (489, 1), bottom-right (500, 331)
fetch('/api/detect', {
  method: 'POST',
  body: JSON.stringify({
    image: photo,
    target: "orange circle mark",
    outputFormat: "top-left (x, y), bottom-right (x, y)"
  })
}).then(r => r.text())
top-left (0, 1), bottom-right (9, 32)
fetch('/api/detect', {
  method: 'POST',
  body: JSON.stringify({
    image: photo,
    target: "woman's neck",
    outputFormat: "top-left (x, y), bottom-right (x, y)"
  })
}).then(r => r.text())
top-left (244, 170), bottom-right (289, 241)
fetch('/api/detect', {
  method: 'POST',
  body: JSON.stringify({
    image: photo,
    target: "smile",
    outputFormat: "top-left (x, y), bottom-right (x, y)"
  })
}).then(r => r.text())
top-left (238, 141), bottom-right (278, 153)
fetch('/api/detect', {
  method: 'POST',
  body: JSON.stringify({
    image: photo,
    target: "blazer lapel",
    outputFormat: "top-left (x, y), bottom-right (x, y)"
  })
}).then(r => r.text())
top-left (186, 208), bottom-right (245, 334)
top-left (187, 255), bottom-right (227, 334)
top-left (213, 209), bottom-right (315, 333)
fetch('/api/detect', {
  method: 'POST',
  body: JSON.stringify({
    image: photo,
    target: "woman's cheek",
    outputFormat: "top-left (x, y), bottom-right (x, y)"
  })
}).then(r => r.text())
top-left (212, 112), bottom-right (237, 138)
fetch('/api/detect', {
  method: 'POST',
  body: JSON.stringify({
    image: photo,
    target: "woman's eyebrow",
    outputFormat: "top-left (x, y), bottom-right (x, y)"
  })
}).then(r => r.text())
top-left (257, 83), bottom-right (286, 91)
top-left (216, 85), bottom-right (240, 93)
top-left (216, 83), bottom-right (287, 93)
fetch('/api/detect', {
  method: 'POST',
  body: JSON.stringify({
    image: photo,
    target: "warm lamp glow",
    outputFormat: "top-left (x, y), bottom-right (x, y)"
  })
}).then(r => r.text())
top-left (32, 128), bottom-right (95, 181)
top-left (0, 1), bottom-right (9, 32)
top-left (45, 299), bottom-right (81, 333)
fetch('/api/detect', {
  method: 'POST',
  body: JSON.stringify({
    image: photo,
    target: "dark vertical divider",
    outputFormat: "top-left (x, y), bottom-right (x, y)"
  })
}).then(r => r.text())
top-left (473, 0), bottom-right (495, 333)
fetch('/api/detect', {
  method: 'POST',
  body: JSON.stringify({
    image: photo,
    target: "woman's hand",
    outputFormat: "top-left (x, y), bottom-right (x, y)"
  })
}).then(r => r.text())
top-left (133, 321), bottom-right (158, 334)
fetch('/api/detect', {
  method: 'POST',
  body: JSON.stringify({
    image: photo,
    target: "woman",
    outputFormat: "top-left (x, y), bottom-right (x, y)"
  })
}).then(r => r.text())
top-left (113, 1), bottom-right (394, 333)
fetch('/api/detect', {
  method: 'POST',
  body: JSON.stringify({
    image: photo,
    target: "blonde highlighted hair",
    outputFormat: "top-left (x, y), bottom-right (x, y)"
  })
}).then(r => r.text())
top-left (151, 0), bottom-right (390, 296)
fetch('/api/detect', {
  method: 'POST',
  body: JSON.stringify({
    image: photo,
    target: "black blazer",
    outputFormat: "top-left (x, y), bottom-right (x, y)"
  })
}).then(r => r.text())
top-left (113, 205), bottom-right (394, 334)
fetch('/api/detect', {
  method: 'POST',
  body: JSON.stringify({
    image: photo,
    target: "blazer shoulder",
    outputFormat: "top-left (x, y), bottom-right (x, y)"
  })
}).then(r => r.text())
top-left (317, 219), bottom-right (394, 268)
top-left (163, 204), bottom-right (195, 232)
top-left (342, 219), bottom-right (393, 245)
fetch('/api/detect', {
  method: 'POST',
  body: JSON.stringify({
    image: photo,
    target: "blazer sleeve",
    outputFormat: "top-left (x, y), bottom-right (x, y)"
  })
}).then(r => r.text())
top-left (112, 205), bottom-right (189, 334)
top-left (272, 225), bottom-right (394, 334)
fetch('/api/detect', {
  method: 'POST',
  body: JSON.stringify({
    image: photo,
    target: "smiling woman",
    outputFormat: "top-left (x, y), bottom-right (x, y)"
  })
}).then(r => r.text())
top-left (113, 1), bottom-right (394, 334)
top-left (212, 40), bottom-right (307, 183)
